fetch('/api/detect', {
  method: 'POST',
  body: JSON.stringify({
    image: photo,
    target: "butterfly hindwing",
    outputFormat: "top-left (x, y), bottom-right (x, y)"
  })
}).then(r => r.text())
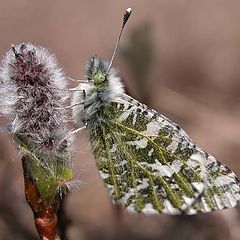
top-left (89, 94), bottom-right (240, 215)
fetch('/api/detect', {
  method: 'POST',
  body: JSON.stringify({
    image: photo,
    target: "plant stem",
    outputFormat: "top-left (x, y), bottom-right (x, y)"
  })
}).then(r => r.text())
top-left (22, 155), bottom-right (61, 240)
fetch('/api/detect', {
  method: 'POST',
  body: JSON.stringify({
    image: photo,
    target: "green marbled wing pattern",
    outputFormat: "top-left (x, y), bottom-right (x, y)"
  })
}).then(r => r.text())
top-left (89, 94), bottom-right (240, 215)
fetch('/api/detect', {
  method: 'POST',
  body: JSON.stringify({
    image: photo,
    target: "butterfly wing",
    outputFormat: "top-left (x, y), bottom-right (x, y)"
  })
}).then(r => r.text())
top-left (89, 94), bottom-right (240, 214)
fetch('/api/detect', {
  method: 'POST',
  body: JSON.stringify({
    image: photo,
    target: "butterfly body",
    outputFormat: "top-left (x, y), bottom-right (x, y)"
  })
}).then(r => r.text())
top-left (73, 56), bottom-right (240, 215)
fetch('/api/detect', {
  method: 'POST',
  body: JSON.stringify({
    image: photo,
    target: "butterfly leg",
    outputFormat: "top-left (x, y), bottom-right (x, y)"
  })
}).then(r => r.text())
top-left (57, 125), bottom-right (86, 150)
top-left (56, 100), bottom-right (85, 110)
top-left (68, 76), bottom-right (89, 83)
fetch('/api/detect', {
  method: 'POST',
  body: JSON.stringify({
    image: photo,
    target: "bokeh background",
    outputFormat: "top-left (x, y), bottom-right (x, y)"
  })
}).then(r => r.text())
top-left (1, 1), bottom-right (240, 239)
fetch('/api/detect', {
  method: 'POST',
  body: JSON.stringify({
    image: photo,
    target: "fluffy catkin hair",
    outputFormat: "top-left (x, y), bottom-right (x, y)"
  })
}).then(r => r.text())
top-left (0, 43), bottom-right (75, 201)
top-left (0, 43), bottom-right (68, 148)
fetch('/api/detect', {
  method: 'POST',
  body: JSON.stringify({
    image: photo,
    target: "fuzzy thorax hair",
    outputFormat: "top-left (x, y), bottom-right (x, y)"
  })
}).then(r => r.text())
top-left (72, 56), bottom-right (125, 126)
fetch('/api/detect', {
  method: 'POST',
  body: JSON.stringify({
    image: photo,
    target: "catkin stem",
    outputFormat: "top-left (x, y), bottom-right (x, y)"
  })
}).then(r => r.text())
top-left (22, 156), bottom-right (61, 240)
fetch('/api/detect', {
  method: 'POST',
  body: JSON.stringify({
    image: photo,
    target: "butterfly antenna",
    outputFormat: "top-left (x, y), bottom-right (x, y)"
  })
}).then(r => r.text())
top-left (106, 8), bottom-right (132, 74)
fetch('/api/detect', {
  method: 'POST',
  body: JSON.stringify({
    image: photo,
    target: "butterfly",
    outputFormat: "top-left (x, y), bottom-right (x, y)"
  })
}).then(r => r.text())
top-left (71, 8), bottom-right (240, 215)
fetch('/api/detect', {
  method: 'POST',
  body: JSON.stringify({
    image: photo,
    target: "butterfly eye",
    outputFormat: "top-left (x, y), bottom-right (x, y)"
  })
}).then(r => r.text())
top-left (93, 72), bottom-right (106, 86)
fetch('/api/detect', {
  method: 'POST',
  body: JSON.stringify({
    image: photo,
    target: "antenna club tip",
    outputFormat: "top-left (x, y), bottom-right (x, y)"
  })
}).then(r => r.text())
top-left (126, 8), bottom-right (132, 14)
top-left (123, 7), bottom-right (132, 25)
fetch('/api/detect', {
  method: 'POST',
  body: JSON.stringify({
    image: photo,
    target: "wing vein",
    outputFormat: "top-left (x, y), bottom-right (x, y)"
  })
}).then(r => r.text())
top-left (112, 120), bottom-right (198, 194)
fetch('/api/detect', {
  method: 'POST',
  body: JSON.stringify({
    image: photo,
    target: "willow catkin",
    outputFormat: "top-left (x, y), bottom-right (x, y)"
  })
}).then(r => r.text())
top-left (0, 43), bottom-right (76, 201)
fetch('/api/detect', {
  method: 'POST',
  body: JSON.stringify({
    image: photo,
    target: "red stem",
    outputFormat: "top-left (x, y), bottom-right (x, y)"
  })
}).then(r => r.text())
top-left (22, 156), bottom-right (60, 240)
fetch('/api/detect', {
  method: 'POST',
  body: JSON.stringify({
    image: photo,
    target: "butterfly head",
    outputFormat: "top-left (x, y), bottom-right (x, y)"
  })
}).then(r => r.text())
top-left (86, 56), bottom-right (110, 88)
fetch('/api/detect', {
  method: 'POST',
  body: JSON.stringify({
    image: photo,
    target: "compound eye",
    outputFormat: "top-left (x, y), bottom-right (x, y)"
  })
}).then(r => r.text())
top-left (94, 72), bottom-right (106, 85)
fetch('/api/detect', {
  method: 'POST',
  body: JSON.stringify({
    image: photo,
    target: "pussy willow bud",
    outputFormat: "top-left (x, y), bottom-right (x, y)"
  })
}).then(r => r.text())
top-left (0, 43), bottom-right (67, 147)
top-left (0, 43), bottom-right (75, 202)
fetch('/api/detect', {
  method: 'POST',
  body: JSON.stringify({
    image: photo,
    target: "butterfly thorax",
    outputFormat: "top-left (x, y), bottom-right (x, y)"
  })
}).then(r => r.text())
top-left (72, 57), bottom-right (124, 126)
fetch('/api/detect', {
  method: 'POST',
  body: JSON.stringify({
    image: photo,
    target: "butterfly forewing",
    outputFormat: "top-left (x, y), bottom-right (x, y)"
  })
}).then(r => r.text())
top-left (90, 94), bottom-right (240, 215)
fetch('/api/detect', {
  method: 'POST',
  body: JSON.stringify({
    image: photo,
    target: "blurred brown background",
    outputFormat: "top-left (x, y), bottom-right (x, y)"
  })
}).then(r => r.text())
top-left (1, 1), bottom-right (240, 239)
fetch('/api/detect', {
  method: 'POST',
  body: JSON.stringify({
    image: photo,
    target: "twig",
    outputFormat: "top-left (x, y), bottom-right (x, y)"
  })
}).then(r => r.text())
top-left (22, 155), bottom-right (60, 240)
